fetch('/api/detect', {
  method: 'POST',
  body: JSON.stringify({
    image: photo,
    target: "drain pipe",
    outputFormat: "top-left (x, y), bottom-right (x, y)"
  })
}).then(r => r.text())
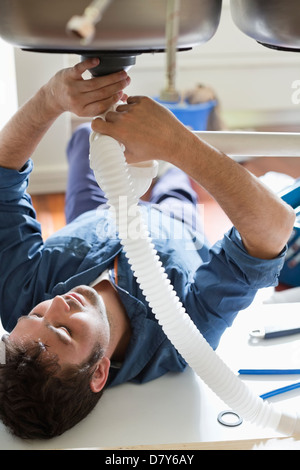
top-left (89, 129), bottom-right (300, 437)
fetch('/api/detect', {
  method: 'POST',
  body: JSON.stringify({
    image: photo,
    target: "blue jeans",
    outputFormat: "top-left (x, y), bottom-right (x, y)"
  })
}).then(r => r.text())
top-left (65, 123), bottom-right (202, 235)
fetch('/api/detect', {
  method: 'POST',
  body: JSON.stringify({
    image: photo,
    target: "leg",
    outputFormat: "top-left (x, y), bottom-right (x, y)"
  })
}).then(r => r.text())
top-left (149, 167), bottom-right (210, 256)
top-left (65, 123), bottom-right (108, 223)
top-left (149, 167), bottom-right (200, 232)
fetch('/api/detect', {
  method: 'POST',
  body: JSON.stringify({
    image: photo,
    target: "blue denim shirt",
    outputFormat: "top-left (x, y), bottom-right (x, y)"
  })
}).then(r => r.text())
top-left (0, 160), bottom-right (286, 387)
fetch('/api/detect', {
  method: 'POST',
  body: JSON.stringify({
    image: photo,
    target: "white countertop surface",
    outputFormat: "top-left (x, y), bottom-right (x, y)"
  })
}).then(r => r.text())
top-left (1, 288), bottom-right (300, 450)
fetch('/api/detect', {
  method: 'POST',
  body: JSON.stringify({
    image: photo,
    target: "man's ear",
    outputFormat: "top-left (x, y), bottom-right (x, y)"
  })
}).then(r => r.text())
top-left (89, 356), bottom-right (110, 393)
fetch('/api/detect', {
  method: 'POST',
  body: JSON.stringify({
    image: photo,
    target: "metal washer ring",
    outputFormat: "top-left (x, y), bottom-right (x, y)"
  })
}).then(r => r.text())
top-left (217, 410), bottom-right (243, 427)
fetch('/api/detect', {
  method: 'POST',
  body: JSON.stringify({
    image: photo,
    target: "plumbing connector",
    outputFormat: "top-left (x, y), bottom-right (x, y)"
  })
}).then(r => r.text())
top-left (66, 0), bottom-right (112, 43)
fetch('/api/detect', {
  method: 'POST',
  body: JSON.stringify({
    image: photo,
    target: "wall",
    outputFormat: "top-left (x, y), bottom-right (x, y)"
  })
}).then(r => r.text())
top-left (11, 0), bottom-right (300, 194)
top-left (13, 50), bottom-right (71, 194)
top-left (122, 0), bottom-right (300, 129)
top-left (0, 38), bottom-right (18, 130)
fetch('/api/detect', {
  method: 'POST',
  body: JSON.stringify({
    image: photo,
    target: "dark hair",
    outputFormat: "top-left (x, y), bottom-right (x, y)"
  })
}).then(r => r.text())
top-left (0, 339), bottom-right (105, 439)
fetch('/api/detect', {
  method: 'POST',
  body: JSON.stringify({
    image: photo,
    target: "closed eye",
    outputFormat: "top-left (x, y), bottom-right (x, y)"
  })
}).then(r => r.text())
top-left (15, 315), bottom-right (73, 347)
top-left (29, 313), bottom-right (72, 337)
top-left (58, 325), bottom-right (72, 337)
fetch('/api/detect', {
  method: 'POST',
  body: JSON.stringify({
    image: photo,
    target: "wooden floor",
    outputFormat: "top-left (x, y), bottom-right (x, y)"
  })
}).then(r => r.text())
top-left (31, 192), bottom-right (66, 240)
top-left (195, 156), bottom-right (300, 243)
top-left (31, 156), bottom-right (299, 244)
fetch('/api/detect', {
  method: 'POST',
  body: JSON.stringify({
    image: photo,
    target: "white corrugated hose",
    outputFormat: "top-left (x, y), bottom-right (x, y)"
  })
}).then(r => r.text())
top-left (89, 130), bottom-right (300, 437)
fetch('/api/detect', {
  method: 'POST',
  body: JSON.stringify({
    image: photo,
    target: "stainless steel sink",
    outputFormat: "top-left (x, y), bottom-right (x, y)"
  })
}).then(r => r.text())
top-left (0, 0), bottom-right (222, 53)
top-left (230, 0), bottom-right (300, 51)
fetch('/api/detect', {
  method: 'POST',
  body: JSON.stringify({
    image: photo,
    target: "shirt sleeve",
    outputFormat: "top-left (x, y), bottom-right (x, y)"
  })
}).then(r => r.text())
top-left (184, 227), bottom-right (287, 350)
top-left (0, 160), bottom-right (44, 327)
top-left (0, 159), bottom-right (33, 202)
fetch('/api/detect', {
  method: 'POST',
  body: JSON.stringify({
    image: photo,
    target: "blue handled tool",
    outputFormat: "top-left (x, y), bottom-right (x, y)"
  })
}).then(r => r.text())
top-left (250, 326), bottom-right (300, 340)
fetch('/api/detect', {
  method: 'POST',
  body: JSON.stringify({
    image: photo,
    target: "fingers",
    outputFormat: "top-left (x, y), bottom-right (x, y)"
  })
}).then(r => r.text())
top-left (70, 57), bottom-right (100, 79)
top-left (126, 95), bottom-right (143, 104)
top-left (71, 57), bottom-right (130, 91)
top-left (64, 58), bottom-right (131, 117)
top-left (91, 117), bottom-right (112, 136)
top-left (82, 92), bottom-right (123, 116)
top-left (82, 75), bottom-right (130, 101)
top-left (103, 96), bottom-right (145, 119)
top-left (90, 96), bottom-right (143, 137)
top-left (79, 76), bottom-right (130, 116)
top-left (115, 96), bottom-right (143, 111)
top-left (82, 69), bottom-right (129, 89)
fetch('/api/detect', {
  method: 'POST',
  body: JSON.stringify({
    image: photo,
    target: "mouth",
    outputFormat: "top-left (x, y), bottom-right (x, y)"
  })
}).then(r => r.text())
top-left (64, 292), bottom-right (85, 307)
top-left (63, 285), bottom-right (105, 315)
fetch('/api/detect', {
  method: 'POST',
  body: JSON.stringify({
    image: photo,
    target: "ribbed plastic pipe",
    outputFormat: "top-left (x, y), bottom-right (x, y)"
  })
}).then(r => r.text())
top-left (89, 131), bottom-right (300, 436)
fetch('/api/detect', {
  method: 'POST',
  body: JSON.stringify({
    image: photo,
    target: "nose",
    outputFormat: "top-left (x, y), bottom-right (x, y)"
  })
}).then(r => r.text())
top-left (44, 295), bottom-right (71, 321)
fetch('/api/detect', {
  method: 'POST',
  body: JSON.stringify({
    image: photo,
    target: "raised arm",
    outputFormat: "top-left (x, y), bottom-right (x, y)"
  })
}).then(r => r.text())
top-left (0, 58), bottom-right (130, 170)
top-left (91, 96), bottom-right (295, 260)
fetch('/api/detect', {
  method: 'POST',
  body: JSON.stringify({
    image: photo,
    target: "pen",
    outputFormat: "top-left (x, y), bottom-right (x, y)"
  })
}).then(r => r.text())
top-left (238, 370), bottom-right (300, 400)
top-left (260, 382), bottom-right (300, 400)
top-left (238, 369), bottom-right (300, 375)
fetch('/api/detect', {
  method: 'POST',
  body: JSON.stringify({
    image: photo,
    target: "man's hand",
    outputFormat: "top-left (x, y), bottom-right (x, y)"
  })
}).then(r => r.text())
top-left (92, 95), bottom-right (295, 260)
top-left (0, 59), bottom-right (131, 171)
top-left (92, 96), bottom-right (188, 165)
top-left (44, 57), bottom-right (130, 118)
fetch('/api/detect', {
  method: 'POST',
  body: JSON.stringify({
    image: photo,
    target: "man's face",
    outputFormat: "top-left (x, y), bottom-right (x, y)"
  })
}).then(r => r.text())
top-left (8, 286), bottom-right (110, 366)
